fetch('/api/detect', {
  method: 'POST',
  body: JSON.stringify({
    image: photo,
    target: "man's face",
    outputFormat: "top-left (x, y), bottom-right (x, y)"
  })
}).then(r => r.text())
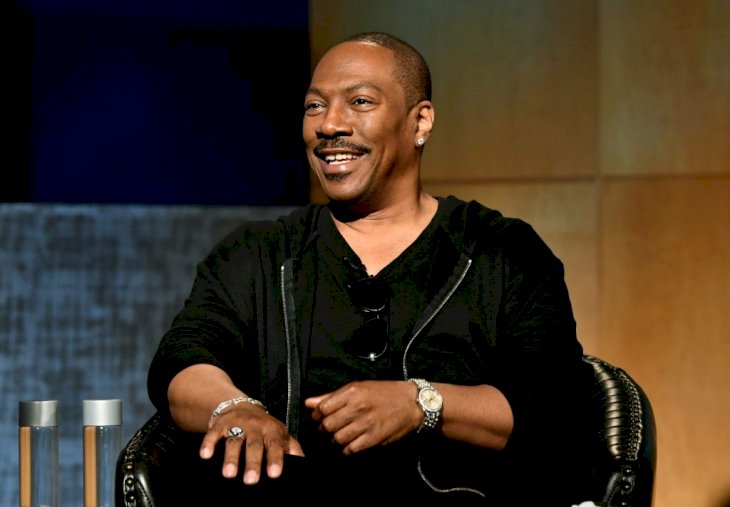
top-left (303, 41), bottom-right (417, 207)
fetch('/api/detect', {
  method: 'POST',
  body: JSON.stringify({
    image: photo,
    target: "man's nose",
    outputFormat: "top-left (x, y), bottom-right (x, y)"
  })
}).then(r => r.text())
top-left (318, 105), bottom-right (353, 138)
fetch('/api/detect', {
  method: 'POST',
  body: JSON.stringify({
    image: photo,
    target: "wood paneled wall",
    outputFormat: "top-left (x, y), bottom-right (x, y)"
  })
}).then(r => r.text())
top-left (309, 1), bottom-right (730, 506)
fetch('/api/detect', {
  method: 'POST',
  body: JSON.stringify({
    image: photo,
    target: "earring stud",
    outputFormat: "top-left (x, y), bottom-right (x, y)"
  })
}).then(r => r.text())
top-left (417, 138), bottom-right (425, 146)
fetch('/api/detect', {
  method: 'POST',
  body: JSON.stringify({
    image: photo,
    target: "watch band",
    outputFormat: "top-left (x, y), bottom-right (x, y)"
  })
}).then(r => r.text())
top-left (409, 378), bottom-right (429, 391)
top-left (408, 378), bottom-right (442, 431)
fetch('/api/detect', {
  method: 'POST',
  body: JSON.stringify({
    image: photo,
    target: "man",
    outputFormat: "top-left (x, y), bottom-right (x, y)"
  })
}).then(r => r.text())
top-left (148, 32), bottom-right (594, 505)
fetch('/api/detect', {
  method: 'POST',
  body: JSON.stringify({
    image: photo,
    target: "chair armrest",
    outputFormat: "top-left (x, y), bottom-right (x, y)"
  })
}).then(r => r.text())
top-left (115, 412), bottom-right (187, 507)
top-left (583, 354), bottom-right (657, 507)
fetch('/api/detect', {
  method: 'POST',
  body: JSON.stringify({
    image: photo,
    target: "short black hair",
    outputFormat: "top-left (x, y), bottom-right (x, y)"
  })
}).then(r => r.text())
top-left (343, 32), bottom-right (432, 109)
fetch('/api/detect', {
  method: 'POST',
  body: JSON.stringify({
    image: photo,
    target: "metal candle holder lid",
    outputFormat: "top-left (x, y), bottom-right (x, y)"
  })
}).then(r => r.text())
top-left (83, 399), bottom-right (123, 426)
top-left (19, 400), bottom-right (59, 427)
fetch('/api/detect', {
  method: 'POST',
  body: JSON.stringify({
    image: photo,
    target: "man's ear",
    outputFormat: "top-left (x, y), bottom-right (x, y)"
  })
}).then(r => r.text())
top-left (414, 100), bottom-right (435, 145)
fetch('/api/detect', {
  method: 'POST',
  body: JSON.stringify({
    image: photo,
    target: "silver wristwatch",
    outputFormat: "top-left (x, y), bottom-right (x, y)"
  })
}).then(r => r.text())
top-left (408, 378), bottom-right (443, 431)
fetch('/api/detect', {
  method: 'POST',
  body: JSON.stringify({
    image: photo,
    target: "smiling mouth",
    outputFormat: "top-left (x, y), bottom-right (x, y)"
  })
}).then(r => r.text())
top-left (314, 140), bottom-right (371, 166)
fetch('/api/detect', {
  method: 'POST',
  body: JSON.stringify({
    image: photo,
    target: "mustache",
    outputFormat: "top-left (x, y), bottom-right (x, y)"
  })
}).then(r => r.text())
top-left (314, 139), bottom-right (371, 157)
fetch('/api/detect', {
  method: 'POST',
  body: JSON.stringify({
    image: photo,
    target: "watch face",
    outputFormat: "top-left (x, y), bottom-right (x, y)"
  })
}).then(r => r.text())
top-left (419, 388), bottom-right (443, 412)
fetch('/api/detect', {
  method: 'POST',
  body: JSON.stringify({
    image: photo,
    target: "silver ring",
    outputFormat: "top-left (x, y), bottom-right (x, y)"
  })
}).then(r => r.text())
top-left (227, 426), bottom-right (245, 439)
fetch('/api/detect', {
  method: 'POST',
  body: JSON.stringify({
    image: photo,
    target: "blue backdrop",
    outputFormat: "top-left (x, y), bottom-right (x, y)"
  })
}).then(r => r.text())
top-left (9, 0), bottom-right (310, 205)
top-left (1, 203), bottom-right (295, 506)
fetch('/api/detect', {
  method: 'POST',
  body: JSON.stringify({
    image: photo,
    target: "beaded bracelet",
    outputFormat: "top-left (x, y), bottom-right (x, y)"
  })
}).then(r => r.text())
top-left (210, 396), bottom-right (268, 420)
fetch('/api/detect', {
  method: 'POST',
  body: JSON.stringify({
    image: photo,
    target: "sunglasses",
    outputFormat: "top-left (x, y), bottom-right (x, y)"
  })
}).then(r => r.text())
top-left (345, 275), bottom-right (389, 361)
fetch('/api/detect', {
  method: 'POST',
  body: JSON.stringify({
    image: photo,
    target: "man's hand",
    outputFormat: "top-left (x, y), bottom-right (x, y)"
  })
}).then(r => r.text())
top-left (304, 380), bottom-right (422, 455)
top-left (200, 404), bottom-right (305, 485)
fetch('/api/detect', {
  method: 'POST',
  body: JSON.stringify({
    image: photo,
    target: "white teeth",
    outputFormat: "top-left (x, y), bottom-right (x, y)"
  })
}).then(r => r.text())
top-left (325, 153), bottom-right (358, 163)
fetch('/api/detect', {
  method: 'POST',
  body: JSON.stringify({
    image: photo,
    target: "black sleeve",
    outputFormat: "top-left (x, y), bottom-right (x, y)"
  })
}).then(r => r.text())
top-left (489, 220), bottom-right (593, 459)
top-left (146, 228), bottom-right (262, 415)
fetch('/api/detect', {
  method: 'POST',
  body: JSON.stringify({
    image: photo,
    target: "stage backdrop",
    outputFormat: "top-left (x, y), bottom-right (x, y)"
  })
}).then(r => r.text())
top-left (0, 203), bottom-right (294, 505)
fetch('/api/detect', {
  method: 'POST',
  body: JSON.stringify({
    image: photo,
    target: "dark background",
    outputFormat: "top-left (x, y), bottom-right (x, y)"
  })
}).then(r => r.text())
top-left (5, 0), bottom-right (311, 205)
top-left (2, 1), bottom-right (310, 504)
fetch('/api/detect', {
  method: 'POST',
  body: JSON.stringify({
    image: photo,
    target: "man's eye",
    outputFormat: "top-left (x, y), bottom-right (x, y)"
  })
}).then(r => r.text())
top-left (305, 103), bottom-right (323, 112)
top-left (353, 98), bottom-right (372, 106)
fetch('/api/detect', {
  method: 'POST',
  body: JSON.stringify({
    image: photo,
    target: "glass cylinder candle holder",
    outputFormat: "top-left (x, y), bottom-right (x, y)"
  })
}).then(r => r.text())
top-left (83, 399), bottom-right (123, 507)
top-left (19, 400), bottom-right (60, 507)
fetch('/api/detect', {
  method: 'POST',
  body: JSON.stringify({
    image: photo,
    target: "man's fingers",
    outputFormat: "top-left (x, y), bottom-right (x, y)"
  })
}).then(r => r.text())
top-left (222, 436), bottom-right (244, 478)
top-left (199, 431), bottom-right (221, 460)
top-left (287, 438), bottom-right (306, 457)
top-left (242, 438), bottom-right (265, 484)
top-left (304, 394), bottom-right (327, 408)
top-left (200, 416), bottom-right (304, 484)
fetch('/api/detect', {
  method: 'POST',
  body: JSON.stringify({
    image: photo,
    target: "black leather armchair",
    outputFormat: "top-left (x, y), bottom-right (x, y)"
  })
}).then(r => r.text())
top-left (116, 355), bottom-right (656, 506)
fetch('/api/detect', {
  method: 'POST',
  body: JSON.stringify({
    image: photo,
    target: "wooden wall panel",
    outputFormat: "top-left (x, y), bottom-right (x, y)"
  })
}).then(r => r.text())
top-left (600, 1), bottom-right (730, 176)
top-left (419, 0), bottom-right (598, 181)
top-left (600, 177), bottom-right (730, 507)
top-left (309, 0), bottom-right (598, 185)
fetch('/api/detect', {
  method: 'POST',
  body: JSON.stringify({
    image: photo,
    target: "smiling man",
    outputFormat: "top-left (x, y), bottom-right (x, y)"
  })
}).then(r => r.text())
top-left (147, 32), bottom-right (595, 505)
